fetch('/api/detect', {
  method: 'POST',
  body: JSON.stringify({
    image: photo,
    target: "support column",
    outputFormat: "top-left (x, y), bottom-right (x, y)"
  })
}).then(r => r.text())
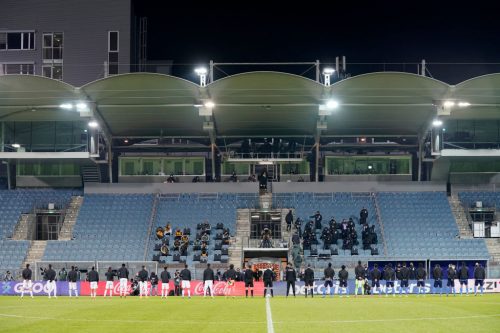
top-left (211, 143), bottom-right (216, 181)
top-left (1, 122), bottom-right (4, 152)
top-left (6, 161), bottom-right (11, 190)
top-left (107, 142), bottom-right (112, 183)
top-left (315, 142), bottom-right (320, 182)
top-left (418, 138), bottom-right (423, 182)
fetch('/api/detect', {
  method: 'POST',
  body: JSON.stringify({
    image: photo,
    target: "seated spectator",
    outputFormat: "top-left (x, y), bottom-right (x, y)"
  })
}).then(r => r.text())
top-left (201, 233), bottom-right (209, 243)
top-left (201, 248), bottom-right (208, 257)
top-left (247, 174), bottom-right (257, 182)
top-left (310, 211), bottom-right (322, 230)
top-left (181, 234), bottom-right (189, 244)
top-left (260, 228), bottom-right (273, 248)
top-left (3, 271), bottom-right (14, 281)
top-left (164, 223), bottom-right (172, 236)
top-left (156, 227), bottom-right (165, 239)
top-left (173, 239), bottom-right (181, 252)
top-left (230, 171), bottom-right (238, 182)
top-left (360, 207), bottom-right (368, 224)
top-left (192, 176), bottom-right (200, 183)
top-left (160, 243), bottom-right (169, 256)
top-left (174, 229), bottom-right (182, 240)
top-left (292, 232), bottom-right (300, 245)
top-left (167, 174), bottom-right (176, 183)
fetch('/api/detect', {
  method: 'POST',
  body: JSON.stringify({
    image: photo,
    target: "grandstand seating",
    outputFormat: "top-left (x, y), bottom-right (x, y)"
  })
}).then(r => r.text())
top-left (147, 193), bottom-right (258, 264)
top-left (43, 194), bottom-right (153, 262)
top-left (377, 192), bottom-right (489, 258)
top-left (458, 191), bottom-right (500, 208)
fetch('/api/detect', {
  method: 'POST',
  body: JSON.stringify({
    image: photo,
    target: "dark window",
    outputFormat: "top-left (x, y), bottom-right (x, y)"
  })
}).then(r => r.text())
top-left (7, 33), bottom-right (21, 49)
top-left (109, 31), bottom-right (118, 51)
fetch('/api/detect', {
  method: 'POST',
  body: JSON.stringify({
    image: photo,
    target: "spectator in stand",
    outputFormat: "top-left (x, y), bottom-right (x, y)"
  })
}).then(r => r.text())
top-left (247, 174), bottom-right (257, 182)
top-left (338, 265), bottom-right (349, 297)
top-left (292, 232), bottom-right (300, 245)
top-left (310, 211), bottom-right (322, 230)
top-left (474, 262), bottom-right (485, 296)
top-left (384, 264), bottom-right (396, 297)
top-left (285, 210), bottom-right (293, 232)
top-left (150, 272), bottom-right (159, 296)
top-left (433, 264), bottom-right (443, 295)
top-left (304, 264), bottom-right (315, 298)
top-left (160, 266), bottom-right (171, 298)
top-left (447, 264), bottom-right (457, 297)
top-left (263, 267), bottom-right (276, 297)
top-left (323, 263), bottom-right (335, 298)
top-left (458, 261), bottom-right (469, 296)
top-left (294, 218), bottom-right (302, 237)
top-left (167, 174), bottom-right (175, 183)
top-left (359, 207), bottom-right (368, 224)
top-left (370, 263), bottom-right (381, 296)
top-left (164, 223), bottom-right (172, 236)
top-left (416, 263), bottom-right (427, 296)
top-left (3, 270), bottom-right (14, 281)
top-left (285, 263), bottom-right (297, 297)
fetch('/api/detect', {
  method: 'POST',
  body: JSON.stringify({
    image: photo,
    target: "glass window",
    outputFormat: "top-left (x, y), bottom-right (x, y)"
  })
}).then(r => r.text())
top-left (120, 158), bottom-right (141, 175)
top-left (222, 162), bottom-right (249, 175)
top-left (0, 33), bottom-right (6, 49)
top-left (108, 31), bottom-right (118, 51)
top-left (142, 159), bottom-right (161, 175)
top-left (60, 163), bottom-right (80, 176)
top-left (280, 161), bottom-right (309, 174)
top-left (163, 160), bottom-right (183, 175)
top-left (184, 158), bottom-right (205, 175)
top-left (0, 32), bottom-right (34, 50)
top-left (7, 33), bottom-right (21, 49)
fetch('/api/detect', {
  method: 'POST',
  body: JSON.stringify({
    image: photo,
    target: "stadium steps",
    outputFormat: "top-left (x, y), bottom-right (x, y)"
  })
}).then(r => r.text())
top-left (280, 208), bottom-right (294, 262)
top-left (58, 196), bottom-right (84, 240)
top-left (21, 240), bottom-right (47, 269)
top-left (372, 193), bottom-right (388, 256)
top-left (449, 195), bottom-right (474, 238)
top-left (228, 209), bottom-right (251, 267)
top-left (259, 192), bottom-right (273, 210)
top-left (11, 214), bottom-right (35, 240)
top-left (82, 165), bottom-right (100, 183)
top-left (143, 193), bottom-right (160, 261)
top-left (485, 238), bottom-right (500, 263)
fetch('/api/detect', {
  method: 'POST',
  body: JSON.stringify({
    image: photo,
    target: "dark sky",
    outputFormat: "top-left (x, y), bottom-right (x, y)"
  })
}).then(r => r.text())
top-left (133, 1), bottom-right (500, 84)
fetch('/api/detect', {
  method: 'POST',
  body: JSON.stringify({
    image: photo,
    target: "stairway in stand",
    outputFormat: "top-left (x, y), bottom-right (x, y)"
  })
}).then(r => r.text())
top-left (59, 196), bottom-right (84, 240)
top-left (21, 240), bottom-right (47, 270)
top-left (448, 194), bottom-right (474, 238)
top-left (228, 209), bottom-right (251, 267)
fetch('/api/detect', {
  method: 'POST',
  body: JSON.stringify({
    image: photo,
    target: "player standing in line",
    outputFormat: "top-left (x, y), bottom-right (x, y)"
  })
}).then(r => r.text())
top-left (223, 264), bottom-right (237, 298)
top-left (104, 267), bottom-right (115, 297)
top-left (203, 263), bottom-right (215, 298)
top-left (20, 264), bottom-right (33, 298)
top-left (354, 261), bottom-right (365, 297)
top-left (160, 266), bottom-right (171, 298)
top-left (67, 266), bottom-right (78, 297)
top-left (263, 267), bottom-right (276, 298)
top-left (117, 263), bottom-right (129, 298)
top-left (384, 263), bottom-right (396, 297)
top-left (45, 264), bottom-right (57, 298)
top-left (323, 263), bottom-right (335, 298)
top-left (370, 263), bottom-right (381, 296)
top-left (88, 266), bottom-right (99, 299)
top-left (285, 263), bottom-right (297, 297)
top-left (416, 263), bottom-right (427, 296)
top-left (432, 264), bottom-right (443, 296)
top-left (244, 264), bottom-right (254, 298)
top-left (446, 264), bottom-right (457, 296)
top-left (458, 261), bottom-right (469, 296)
top-left (180, 264), bottom-right (192, 299)
top-left (138, 265), bottom-right (149, 299)
top-left (338, 265), bottom-right (349, 297)
top-left (473, 262), bottom-right (485, 296)
top-left (304, 264), bottom-right (315, 298)
top-left (399, 262), bottom-right (410, 297)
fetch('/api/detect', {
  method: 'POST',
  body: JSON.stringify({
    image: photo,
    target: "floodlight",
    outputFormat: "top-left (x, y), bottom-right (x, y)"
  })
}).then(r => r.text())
top-left (432, 119), bottom-right (443, 127)
top-left (194, 67), bottom-right (207, 75)
top-left (326, 99), bottom-right (339, 109)
top-left (12, 143), bottom-right (21, 148)
top-left (59, 103), bottom-right (73, 110)
top-left (204, 101), bottom-right (215, 108)
top-left (458, 101), bottom-right (470, 107)
top-left (76, 102), bottom-right (89, 112)
top-left (323, 67), bottom-right (335, 75)
top-left (88, 120), bottom-right (99, 128)
top-left (443, 100), bottom-right (455, 108)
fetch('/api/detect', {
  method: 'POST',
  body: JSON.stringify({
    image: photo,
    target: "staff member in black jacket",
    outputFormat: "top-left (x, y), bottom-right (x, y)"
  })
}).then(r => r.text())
top-left (263, 267), bottom-right (276, 297)
top-left (45, 264), bottom-right (57, 298)
top-left (432, 264), bottom-right (443, 295)
top-left (88, 267), bottom-right (99, 299)
top-left (447, 264), bottom-right (457, 296)
top-left (160, 266), bottom-right (171, 298)
top-left (203, 263), bottom-right (215, 298)
top-left (370, 264), bottom-right (381, 296)
top-left (304, 264), bottom-right (315, 298)
top-left (138, 266), bottom-right (149, 299)
top-left (285, 263), bottom-right (297, 297)
top-left (244, 264), bottom-right (254, 298)
top-left (67, 266), bottom-right (78, 298)
top-left (180, 264), bottom-right (192, 299)
top-left (21, 264), bottom-right (33, 298)
top-left (458, 262), bottom-right (469, 296)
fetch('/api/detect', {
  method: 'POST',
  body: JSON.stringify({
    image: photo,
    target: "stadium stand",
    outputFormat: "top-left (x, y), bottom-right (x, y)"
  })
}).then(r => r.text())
top-left (458, 191), bottom-right (500, 208)
top-left (377, 192), bottom-right (489, 258)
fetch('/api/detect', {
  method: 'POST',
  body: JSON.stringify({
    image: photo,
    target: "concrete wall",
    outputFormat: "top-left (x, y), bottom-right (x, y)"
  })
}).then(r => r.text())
top-left (273, 181), bottom-right (446, 193)
top-left (84, 182), bottom-right (260, 194)
top-left (324, 174), bottom-right (411, 182)
top-left (0, 0), bottom-right (131, 86)
top-left (16, 176), bottom-right (82, 187)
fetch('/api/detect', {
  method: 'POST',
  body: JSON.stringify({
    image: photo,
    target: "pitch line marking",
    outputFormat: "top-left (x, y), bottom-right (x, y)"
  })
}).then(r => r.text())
top-left (265, 296), bottom-right (275, 333)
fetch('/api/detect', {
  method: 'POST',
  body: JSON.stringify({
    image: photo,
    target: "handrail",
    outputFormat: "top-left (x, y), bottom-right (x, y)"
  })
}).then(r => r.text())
top-left (372, 193), bottom-right (388, 256)
top-left (143, 193), bottom-right (160, 261)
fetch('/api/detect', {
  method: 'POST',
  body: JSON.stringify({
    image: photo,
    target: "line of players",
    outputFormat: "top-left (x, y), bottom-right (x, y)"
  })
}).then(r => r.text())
top-left (19, 260), bottom-right (487, 298)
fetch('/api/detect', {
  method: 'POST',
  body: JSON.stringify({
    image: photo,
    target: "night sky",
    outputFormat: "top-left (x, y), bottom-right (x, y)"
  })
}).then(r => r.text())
top-left (133, 1), bottom-right (500, 84)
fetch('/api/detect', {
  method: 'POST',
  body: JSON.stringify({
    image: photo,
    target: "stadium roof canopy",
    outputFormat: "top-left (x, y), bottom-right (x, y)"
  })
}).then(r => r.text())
top-left (0, 71), bottom-right (499, 139)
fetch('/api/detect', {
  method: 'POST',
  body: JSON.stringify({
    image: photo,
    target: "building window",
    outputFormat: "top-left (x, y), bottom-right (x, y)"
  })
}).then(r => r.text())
top-left (108, 31), bottom-right (119, 75)
top-left (42, 64), bottom-right (63, 80)
top-left (0, 31), bottom-right (35, 50)
top-left (42, 32), bottom-right (63, 80)
top-left (0, 63), bottom-right (35, 75)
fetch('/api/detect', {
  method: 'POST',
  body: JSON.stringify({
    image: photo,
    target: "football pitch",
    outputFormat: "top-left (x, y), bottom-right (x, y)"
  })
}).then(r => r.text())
top-left (0, 294), bottom-right (499, 333)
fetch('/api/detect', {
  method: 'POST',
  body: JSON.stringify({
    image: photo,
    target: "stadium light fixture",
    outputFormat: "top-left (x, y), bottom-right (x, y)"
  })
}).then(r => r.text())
top-left (88, 120), bottom-right (99, 128)
top-left (124, 139), bottom-right (129, 143)
top-left (323, 67), bottom-right (336, 86)
top-left (204, 100), bottom-right (215, 108)
top-left (59, 103), bottom-right (73, 110)
top-left (76, 102), bottom-right (89, 112)
top-left (195, 67), bottom-right (207, 87)
top-left (258, 161), bottom-right (273, 165)
top-left (432, 119), bottom-right (443, 127)
top-left (12, 143), bottom-right (21, 148)
top-left (443, 100), bottom-right (455, 108)
top-left (326, 99), bottom-right (339, 109)
top-left (458, 101), bottom-right (470, 107)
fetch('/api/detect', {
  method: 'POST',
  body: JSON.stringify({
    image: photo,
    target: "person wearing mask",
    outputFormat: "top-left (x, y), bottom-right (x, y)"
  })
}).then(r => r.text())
top-left (473, 262), bottom-right (486, 296)
top-left (117, 264), bottom-right (129, 298)
top-left (338, 265), bottom-right (349, 297)
top-left (458, 261), bottom-right (469, 296)
top-left (285, 263), bottom-right (297, 297)
top-left (304, 264), bottom-right (315, 298)
top-left (370, 264), bottom-right (381, 296)
top-left (447, 264), bottom-right (457, 297)
top-left (399, 262), bottom-right (410, 297)
top-left (416, 263), bottom-right (427, 296)
top-left (384, 263), bottom-right (396, 297)
top-left (88, 266), bottom-right (99, 299)
top-left (104, 267), bottom-right (115, 297)
top-left (244, 264), bottom-right (254, 298)
top-left (223, 264), bottom-right (237, 298)
top-left (20, 264), bottom-right (33, 298)
top-left (310, 211), bottom-right (323, 230)
top-left (359, 207), bottom-right (368, 225)
top-left (203, 263), bottom-right (215, 298)
top-left (263, 267), bottom-right (276, 298)
top-left (160, 266), bottom-right (171, 298)
top-left (138, 266), bottom-right (149, 299)
top-left (354, 261), bottom-right (366, 297)
top-left (58, 268), bottom-right (67, 282)
top-left (45, 264), bottom-right (57, 298)
top-left (285, 210), bottom-right (293, 232)
top-left (174, 270), bottom-right (181, 296)
top-left (67, 266), bottom-right (78, 298)
top-left (180, 264), bottom-right (192, 299)
top-left (432, 264), bottom-right (443, 295)
top-left (323, 263), bottom-right (335, 298)
top-left (3, 271), bottom-right (14, 281)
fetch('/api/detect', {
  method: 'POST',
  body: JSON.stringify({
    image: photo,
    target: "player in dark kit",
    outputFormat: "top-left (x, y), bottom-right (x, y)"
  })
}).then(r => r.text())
top-left (416, 263), bottom-right (427, 296)
top-left (432, 264), bottom-right (443, 295)
top-left (67, 266), bottom-right (78, 297)
top-left (338, 265), bottom-right (349, 297)
top-left (447, 264), bottom-right (457, 296)
top-left (473, 262), bottom-right (485, 296)
top-left (244, 264), bottom-right (254, 297)
top-left (180, 264), bottom-right (192, 298)
top-left (458, 261), bottom-right (469, 296)
top-left (104, 267), bottom-right (115, 297)
top-left (117, 263), bottom-right (129, 298)
top-left (304, 264), bottom-right (315, 298)
top-left (354, 261), bottom-right (366, 297)
top-left (399, 262), bottom-right (410, 297)
top-left (45, 264), bottom-right (57, 298)
top-left (20, 264), bottom-right (33, 298)
top-left (160, 266), bottom-right (171, 298)
top-left (285, 263), bottom-right (297, 297)
top-left (138, 266), bottom-right (149, 299)
top-left (323, 263), bottom-right (335, 298)
top-left (88, 267), bottom-right (99, 299)
top-left (263, 267), bottom-right (276, 297)
top-left (371, 263), bottom-right (381, 296)
top-left (223, 264), bottom-right (237, 298)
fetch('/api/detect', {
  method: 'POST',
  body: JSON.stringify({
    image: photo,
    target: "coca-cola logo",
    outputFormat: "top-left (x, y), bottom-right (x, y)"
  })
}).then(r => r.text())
top-left (193, 281), bottom-right (230, 296)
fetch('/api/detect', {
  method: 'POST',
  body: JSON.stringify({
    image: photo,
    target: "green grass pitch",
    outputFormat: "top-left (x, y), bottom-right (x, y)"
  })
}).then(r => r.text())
top-left (0, 294), bottom-right (499, 333)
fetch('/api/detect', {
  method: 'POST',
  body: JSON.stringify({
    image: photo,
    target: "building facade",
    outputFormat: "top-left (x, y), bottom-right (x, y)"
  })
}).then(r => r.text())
top-left (0, 0), bottom-right (132, 86)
